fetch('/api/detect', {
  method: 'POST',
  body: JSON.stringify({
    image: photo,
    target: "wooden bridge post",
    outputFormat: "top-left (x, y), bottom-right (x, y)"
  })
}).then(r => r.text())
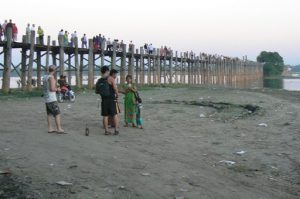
top-left (180, 53), bottom-right (183, 84)
top-left (163, 54), bottom-right (167, 84)
top-left (169, 51), bottom-right (173, 84)
top-left (147, 52), bottom-right (151, 84)
top-left (200, 58), bottom-right (203, 84)
top-left (45, 36), bottom-right (51, 73)
top-left (27, 30), bottom-right (35, 92)
top-left (80, 54), bottom-right (84, 87)
top-left (153, 49), bottom-right (157, 84)
top-left (36, 50), bottom-right (42, 88)
top-left (182, 54), bottom-right (186, 84)
top-left (67, 54), bottom-right (71, 84)
top-left (100, 41), bottom-right (105, 68)
top-left (139, 47), bottom-right (144, 85)
top-left (174, 51), bottom-right (178, 83)
top-left (135, 49), bottom-right (139, 84)
top-left (187, 55), bottom-right (191, 85)
top-left (112, 42), bottom-right (116, 69)
top-left (2, 27), bottom-right (12, 93)
top-left (59, 35), bottom-right (64, 76)
top-left (128, 44), bottom-right (135, 77)
top-left (51, 41), bottom-right (57, 80)
top-left (88, 39), bottom-right (94, 89)
top-left (196, 56), bottom-right (200, 84)
top-left (21, 35), bottom-right (27, 90)
top-left (120, 44), bottom-right (127, 84)
top-left (206, 58), bottom-right (210, 85)
top-left (157, 51), bottom-right (161, 84)
top-left (193, 56), bottom-right (196, 84)
top-left (74, 37), bottom-right (80, 88)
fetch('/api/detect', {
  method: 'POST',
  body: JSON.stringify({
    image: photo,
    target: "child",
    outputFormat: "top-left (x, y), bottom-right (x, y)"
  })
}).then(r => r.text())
top-left (135, 91), bottom-right (143, 129)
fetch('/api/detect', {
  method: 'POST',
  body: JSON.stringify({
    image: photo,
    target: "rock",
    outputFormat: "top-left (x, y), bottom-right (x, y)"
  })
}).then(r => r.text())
top-left (199, 114), bottom-right (205, 118)
top-left (118, 185), bottom-right (125, 190)
top-left (141, 173), bottom-right (150, 176)
top-left (258, 123), bottom-right (268, 127)
top-left (219, 160), bottom-right (236, 166)
top-left (56, 181), bottom-right (72, 186)
top-left (235, 151), bottom-right (246, 155)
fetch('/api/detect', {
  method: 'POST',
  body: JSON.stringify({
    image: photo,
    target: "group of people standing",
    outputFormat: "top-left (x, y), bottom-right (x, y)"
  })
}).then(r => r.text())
top-left (43, 65), bottom-right (143, 135)
top-left (0, 19), bottom-right (18, 42)
top-left (58, 30), bottom-right (79, 47)
top-left (96, 66), bottom-right (143, 135)
top-left (26, 23), bottom-right (44, 44)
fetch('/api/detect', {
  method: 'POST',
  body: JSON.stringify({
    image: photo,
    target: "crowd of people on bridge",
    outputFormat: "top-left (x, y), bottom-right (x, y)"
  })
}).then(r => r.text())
top-left (0, 19), bottom-right (18, 42)
top-left (1, 19), bottom-right (241, 63)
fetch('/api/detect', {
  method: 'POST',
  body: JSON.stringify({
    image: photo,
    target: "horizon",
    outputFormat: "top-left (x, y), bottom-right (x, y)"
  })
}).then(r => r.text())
top-left (1, 0), bottom-right (300, 65)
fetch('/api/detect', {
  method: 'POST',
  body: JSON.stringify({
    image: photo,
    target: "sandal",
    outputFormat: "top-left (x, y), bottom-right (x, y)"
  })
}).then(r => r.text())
top-left (104, 131), bottom-right (112, 135)
top-left (114, 130), bottom-right (119, 135)
top-left (57, 131), bottom-right (67, 134)
top-left (48, 131), bottom-right (56, 134)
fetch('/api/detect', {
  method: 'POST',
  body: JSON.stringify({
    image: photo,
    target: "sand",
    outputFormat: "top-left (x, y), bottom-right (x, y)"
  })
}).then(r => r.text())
top-left (0, 87), bottom-right (299, 199)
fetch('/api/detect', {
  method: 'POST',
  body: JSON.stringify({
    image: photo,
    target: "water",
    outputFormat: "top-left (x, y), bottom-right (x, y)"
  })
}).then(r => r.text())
top-left (264, 78), bottom-right (300, 91)
top-left (2, 75), bottom-right (300, 91)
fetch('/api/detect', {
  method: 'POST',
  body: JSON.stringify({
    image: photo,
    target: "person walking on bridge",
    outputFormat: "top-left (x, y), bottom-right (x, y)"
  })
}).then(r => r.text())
top-left (0, 24), bottom-right (3, 41)
top-left (12, 23), bottom-right (18, 42)
top-left (42, 65), bottom-right (65, 134)
top-left (26, 23), bottom-right (31, 43)
top-left (37, 26), bottom-right (44, 45)
top-left (2, 20), bottom-right (7, 41)
top-left (81, 34), bottom-right (87, 48)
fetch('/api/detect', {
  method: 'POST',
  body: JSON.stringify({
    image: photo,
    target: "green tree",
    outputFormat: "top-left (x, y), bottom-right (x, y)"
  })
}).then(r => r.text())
top-left (257, 51), bottom-right (284, 77)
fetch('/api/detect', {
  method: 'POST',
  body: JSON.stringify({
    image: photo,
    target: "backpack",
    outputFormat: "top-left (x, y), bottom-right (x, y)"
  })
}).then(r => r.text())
top-left (95, 77), bottom-right (111, 97)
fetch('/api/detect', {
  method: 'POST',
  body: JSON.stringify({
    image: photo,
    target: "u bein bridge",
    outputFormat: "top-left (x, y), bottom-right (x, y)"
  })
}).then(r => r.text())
top-left (0, 27), bottom-right (263, 93)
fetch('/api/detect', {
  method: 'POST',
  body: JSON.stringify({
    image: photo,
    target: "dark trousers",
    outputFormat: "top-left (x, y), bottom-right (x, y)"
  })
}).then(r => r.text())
top-left (39, 35), bottom-right (44, 45)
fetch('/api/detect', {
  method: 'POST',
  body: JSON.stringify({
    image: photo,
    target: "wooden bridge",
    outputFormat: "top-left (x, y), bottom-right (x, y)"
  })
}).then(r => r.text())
top-left (0, 27), bottom-right (263, 93)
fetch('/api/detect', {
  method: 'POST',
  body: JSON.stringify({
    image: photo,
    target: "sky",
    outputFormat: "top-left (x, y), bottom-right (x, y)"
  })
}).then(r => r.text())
top-left (1, 0), bottom-right (300, 65)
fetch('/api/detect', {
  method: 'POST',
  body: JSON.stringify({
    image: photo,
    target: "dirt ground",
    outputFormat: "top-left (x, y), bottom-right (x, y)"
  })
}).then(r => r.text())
top-left (0, 87), bottom-right (299, 199)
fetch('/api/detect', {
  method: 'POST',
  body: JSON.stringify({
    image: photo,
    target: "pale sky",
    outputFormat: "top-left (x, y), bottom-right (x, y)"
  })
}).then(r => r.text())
top-left (2, 0), bottom-right (300, 65)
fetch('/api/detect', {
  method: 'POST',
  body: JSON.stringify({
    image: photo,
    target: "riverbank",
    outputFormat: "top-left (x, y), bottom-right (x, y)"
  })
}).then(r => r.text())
top-left (0, 86), bottom-right (299, 198)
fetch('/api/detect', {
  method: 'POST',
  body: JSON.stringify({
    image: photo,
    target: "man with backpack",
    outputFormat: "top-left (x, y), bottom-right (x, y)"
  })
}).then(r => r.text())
top-left (96, 66), bottom-right (120, 135)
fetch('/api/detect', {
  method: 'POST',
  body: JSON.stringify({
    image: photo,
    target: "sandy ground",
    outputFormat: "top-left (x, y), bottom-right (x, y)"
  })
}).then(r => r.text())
top-left (0, 87), bottom-right (300, 199)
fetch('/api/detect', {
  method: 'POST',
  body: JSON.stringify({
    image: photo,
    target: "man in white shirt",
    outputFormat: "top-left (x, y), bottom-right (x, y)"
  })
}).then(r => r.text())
top-left (31, 24), bottom-right (36, 32)
top-left (26, 23), bottom-right (31, 43)
top-left (2, 20), bottom-right (7, 41)
top-left (58, 29), bottom-right (64, 45)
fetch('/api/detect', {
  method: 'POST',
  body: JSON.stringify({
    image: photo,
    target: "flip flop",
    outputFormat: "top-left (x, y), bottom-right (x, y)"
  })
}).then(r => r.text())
top-left (104, 131), bottom-right (112, 135)
top-left (48, 131), bottom-right (56, 134)
top-left (57, 131), bottom-right (67, 134)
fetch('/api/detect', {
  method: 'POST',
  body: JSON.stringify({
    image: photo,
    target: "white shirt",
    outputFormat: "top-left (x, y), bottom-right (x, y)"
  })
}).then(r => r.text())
top-left (2, 22), bottom-right (7, 30)
top-left (26, 26), bottom-right (31, 34)
top-left (42, 75), bottom-right (57, 103)
top-left (31, 26), bottom-right (35, 31)
top-left (72, 32), bottom-right (77, 38)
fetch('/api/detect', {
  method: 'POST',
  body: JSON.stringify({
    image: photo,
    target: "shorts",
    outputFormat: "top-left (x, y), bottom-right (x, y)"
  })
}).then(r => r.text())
top-left (101, 98), bottom-right (120, 117)
top-left (46, 101), bottom-right (61, 116)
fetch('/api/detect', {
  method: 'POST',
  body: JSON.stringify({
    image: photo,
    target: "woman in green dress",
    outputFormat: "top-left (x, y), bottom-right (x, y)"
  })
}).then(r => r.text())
top-left (123, 75), bottom-right (137, 127)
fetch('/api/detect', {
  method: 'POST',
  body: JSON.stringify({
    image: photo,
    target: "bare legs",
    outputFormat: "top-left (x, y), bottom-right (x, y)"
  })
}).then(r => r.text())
top-left (103, 115), bottom-right (119, 135)
top-left (47, 114), bottom-right (64, 133)
top-left (103, 116), bottom-right (109, 132)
